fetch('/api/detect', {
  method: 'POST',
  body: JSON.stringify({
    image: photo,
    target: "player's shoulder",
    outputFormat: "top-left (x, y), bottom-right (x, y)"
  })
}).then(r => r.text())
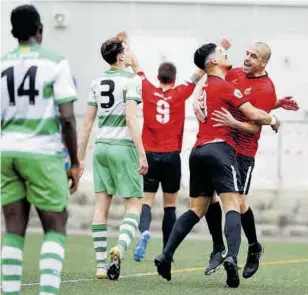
top-left (219, 79), bottom-right (244, 98)
top-left (37, 47), bottom-right (64, 63)
top-left (226, 67), bottom-right (244, 81)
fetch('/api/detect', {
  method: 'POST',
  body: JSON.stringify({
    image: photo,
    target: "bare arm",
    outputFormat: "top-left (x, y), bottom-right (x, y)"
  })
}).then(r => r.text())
top-left (192, 75), bottom-right (207, 122)
top-left (126, 100), bottom-right (145, 155)
top-left (59, 102), bottom-right (79, 166)
top-left (212, 107), bottom-right (261, 134)
top-left (131, 53), bottom-right (141, 74)
top-left (78, 105), bottom-right (97, 161)
top-left (126, 100), bottom-right (148, 175)
top-left (238, 102), bottom-right (280, 132)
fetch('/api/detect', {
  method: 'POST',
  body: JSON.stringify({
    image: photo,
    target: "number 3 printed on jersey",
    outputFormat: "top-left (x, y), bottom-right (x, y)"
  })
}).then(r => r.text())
top-left (156, 99), bottom-right (170, 124)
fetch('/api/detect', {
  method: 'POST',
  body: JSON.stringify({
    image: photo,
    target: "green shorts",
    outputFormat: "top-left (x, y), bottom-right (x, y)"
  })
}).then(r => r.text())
top-left (93, 143), bottom-right (143, 198)
top-left (1, 152), bottom-right (69, 212)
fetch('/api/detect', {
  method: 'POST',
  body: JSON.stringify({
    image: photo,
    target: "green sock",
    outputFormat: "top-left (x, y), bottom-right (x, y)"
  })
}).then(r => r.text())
top-left (117, 213), bottom-right (139, 254)
top-left (92, 224), bottom-right (108, 265)
top-left (39, 232), bottom-right (66, 295)
top-left (1, 233), bottom-right (25, 294)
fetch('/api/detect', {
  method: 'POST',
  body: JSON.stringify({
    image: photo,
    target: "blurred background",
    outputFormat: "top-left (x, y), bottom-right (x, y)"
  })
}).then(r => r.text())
top-left (1, 0), bottom-right (308, 238)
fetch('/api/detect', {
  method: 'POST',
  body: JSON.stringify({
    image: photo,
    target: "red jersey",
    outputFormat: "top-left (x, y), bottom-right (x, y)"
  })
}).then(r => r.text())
top-left (226, 68), bottom-right (277, 157)
top-left (138, 71), bottom-right (195, 152)
top-left (194, 75), bottom-right (248, 149)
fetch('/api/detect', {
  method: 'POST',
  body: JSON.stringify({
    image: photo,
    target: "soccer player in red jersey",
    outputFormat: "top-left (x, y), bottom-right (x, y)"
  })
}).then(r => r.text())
top-left (154, 43), bottom-right (280, 288)
top-left (194, 42), bottom-right (299, 278)
top-left (130, 49), bottom-right (205, 262)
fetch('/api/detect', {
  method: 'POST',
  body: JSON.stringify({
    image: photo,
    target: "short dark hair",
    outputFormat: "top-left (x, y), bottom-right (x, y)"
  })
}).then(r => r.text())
top-left (100, 38), bottom-right (124, 65)
top-left (11, 5), bottom-right (41, 41)
top-left (158, 62), bottom-right (177, 84)
top-left (194, 43), bottom-right (217, 71)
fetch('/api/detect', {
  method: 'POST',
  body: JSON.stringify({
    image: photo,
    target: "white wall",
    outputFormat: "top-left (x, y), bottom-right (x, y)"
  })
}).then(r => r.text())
top-left (2, 0), bottom-right (308, 189)
top-left (2, 0), bottom-right (308, 116)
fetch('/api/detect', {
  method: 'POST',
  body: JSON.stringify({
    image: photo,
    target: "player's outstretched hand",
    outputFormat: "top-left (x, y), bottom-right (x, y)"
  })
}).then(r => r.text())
top-left (116, 31), bottom-right (128, 41)
top-left (67, 164), bottom-right (80, 194)
top-left (193, 99), bottom-right (206, 123)
top-left (271, 115), bottom-right (280, 133)
top-left (138, 154), bottom-right (148, 175)
top-left (220, 37), bottom-right (231, 50)
top-left (211, 107), bottom-right (236, 127)
top-left (278, 96), bottom-right (299, 111)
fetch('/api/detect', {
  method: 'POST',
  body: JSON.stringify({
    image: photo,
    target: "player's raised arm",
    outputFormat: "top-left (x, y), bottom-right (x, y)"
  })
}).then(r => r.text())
top-left (78, 81), bottom-right (98, 177)
top-left (55, 59), bottom-right (80, 193)
top-left (126, 75), bottom-right (148, 175)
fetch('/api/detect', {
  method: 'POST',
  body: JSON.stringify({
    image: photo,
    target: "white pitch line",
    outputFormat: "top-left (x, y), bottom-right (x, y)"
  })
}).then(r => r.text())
top-left (18, 272), bottom-right (157, 287)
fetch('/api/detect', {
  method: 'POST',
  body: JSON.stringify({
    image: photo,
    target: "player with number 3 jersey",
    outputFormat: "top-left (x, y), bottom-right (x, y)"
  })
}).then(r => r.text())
top-left (78, 35), bottom-right (148, 281)
top-left (127, 32), bottom-right (205, 262)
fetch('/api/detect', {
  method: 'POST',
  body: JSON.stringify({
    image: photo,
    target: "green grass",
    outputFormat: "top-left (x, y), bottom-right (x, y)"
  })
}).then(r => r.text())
top-left (14, 234), bottom-right (308, 294)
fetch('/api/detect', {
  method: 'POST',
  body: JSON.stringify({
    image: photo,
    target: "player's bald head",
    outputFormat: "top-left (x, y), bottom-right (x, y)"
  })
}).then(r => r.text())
top-left (253, 42), bottom-right (271, 61)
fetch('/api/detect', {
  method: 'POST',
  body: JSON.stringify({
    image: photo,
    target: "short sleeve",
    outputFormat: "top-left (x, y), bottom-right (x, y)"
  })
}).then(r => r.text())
top-left (137, 71), bottom-right (156, 96)
top-left (87, 80), bottom-right (98, 106)
top-left (222, 84), bottom-right (248, 108)
top-left (54, 59), bottom-right (77, 105)
top-left (174, 83), bottom-right (196, 101)
top-left (126, 75), bottom-right (142, 104)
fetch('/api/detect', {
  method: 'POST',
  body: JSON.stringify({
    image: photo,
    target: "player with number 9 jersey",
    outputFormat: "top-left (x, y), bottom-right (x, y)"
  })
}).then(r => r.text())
top-left (130, 52), bottom-right (205, 263)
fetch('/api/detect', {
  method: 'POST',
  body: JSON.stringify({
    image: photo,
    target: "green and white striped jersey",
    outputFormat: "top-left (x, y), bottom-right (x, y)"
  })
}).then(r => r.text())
top-left (88, 68), bottom-right (142, 146)
top-left (1, 44), bottom-right (77, 155)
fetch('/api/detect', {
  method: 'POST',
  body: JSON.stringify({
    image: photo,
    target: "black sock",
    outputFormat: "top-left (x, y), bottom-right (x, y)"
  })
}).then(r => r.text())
top-left (163, 210), bottom-right (200, 259)
top-left (162, 207), bottom-right (176, 248)
top-left (224, 210), bottom-right (241, 258)
top-left (241, 207), bottom-right (260, 252)
top-left (139, 204), bottom-right (152, 233)
top-left (205, 202), bottom-right (225, 253)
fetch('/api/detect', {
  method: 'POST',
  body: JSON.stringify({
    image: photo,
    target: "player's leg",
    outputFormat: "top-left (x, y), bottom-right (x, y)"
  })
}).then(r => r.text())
top-left (212, 143), bottom-right (243, 288)
top-left (134, 152), bottom-right (159, 262)
top-left (237, 155), bottom-right (263, 279)
top-left (204, 193), bottom-right (226, 275)
top-left (154, 147), bottom-right (212, 281)
top-left (107, 145), bottom-right (143, 280)
top-left (160, 152), bottom-right (181, 249)
top-left (91, 143), bottom-right (115, 278)
top-left (1, 155), bottom-right (29, 295)
top-left (17, 154), bottom-right (70, 295)
top-left (162, 193), bottom-right (177, 248)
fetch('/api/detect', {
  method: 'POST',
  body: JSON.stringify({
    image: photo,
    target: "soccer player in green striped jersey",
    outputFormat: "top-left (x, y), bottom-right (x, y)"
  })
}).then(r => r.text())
top-left (1, 5), bottom-right (79, 295)
top-left (78, 36), bottom-right (148, 280)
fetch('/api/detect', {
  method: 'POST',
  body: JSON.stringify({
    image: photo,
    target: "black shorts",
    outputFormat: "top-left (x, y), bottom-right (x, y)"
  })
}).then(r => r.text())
top-left (189, 142), bottom-right (243, 197)
top-left (144, 152), bottom-right (181, 194)
top-left (237, 154), bottom-right (255, 195)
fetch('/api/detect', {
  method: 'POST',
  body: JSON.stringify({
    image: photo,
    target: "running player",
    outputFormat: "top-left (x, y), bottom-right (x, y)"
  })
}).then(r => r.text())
top-left (194, 41), bottom-right (299, 278)
top-left (154, 43), bottom-right (280, 288)
top-left (128, 43), bottom-right (205, 262)
top-left (78, 36), bottom-right (148, 280)
top-left (1, 5), bottom-right (79, 295)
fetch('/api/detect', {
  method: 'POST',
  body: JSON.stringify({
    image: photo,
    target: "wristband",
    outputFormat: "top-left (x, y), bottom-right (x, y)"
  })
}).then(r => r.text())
top-left (270, 116), bottom-right (277, 126)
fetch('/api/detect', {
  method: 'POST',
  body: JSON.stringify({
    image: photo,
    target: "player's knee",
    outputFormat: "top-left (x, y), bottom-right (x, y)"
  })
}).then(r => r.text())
top-left (220, 192), bottom-right (241, 213)
top-left (189, 197), bottom-right (209, 218)
top-left (2, 201), bottom-right (30, 236)
top-left (163, 192), bottom-right (177, 208)
top-left (142, 192), bottom-right (155, 207)
top-left (37, 210), bottom-right (68, 235)
top-left (240, 197), bottom-right (249, 214)
top-left (124, 197), bottom-right (142, 215)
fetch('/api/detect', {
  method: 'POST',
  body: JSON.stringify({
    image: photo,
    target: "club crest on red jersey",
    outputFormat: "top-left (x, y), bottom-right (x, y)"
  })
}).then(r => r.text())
top-left (233, 89), bottom-right (243, 98)
top-left (244, 88), bottom-right (252, 95)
